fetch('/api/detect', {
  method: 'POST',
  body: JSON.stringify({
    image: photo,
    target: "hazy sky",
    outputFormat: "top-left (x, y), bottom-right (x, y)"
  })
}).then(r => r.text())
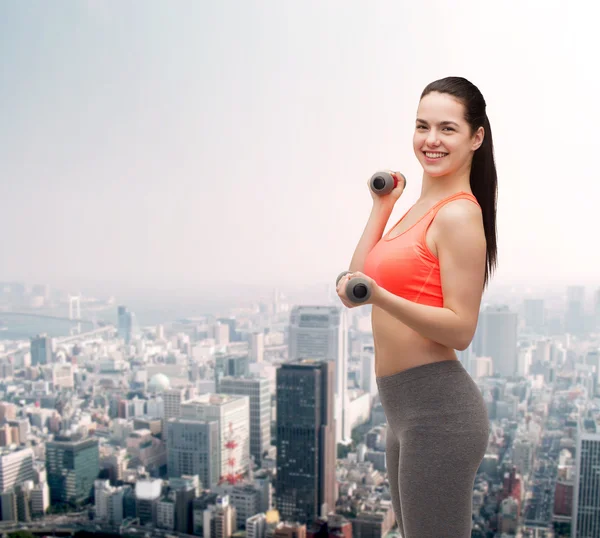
top-left (1, 1), bottom-right (598, 298)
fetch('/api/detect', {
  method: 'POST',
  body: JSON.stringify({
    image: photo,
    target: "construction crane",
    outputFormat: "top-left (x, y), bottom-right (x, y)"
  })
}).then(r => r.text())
top-left (219, 421), bottom-right (244, 485)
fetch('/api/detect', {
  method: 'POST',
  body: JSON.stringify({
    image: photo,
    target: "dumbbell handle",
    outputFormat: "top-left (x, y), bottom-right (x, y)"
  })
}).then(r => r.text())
top-left (335, 271), bottom-right (372, 304)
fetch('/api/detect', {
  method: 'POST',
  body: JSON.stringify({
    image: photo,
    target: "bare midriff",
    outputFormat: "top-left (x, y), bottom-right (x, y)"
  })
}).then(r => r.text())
top-left (372, 304), bottom-right (457, 378)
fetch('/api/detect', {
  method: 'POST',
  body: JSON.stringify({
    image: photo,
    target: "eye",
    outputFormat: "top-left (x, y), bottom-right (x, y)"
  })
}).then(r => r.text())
top-left (442, 127), bottom-right (455, 132)
top-left (416, 125), bottom-right (427, 130)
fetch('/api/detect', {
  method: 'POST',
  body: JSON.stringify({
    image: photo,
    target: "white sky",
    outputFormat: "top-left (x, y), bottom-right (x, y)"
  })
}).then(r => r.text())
top-left (1, 1), bottom-right (598, 298)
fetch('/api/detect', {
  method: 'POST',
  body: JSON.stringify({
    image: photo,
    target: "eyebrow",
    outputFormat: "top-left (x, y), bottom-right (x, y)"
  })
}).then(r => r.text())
top-left (416, 118), bottom-right (460, 127)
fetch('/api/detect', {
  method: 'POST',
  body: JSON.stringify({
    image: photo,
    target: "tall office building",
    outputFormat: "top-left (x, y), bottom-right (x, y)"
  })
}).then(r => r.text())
top-left (584, 350), bottom-right (600, 398)
top-left (572, 420), bottom-right (600, 537)
top-left (594, 288), bottom-right (600, 331)
top-left (117, 305), bottom-right (134, 344)
top-left (473, 305), bottom-right (518, 378)
top-left (566, 286), bottom-right (586, 336)
top-left (288, 306), bottom-right (349, 444)
top-left (166, 418), bottom-right (219, 490)
top-left (180, 394), bottom-right (251, 481)
top-left (164, 388), bottom-right (187, 421)
top-left (250, 332), bottom-right (264, 363)
top-left (46, 435), bottom-right (99, 505)
top-left (523, 298), bottom-right (545, 334)
top-left (218, 318), bottom-right (238, 342)
top-left (219, 376), bottom-right (271, 465)
top-left (215, 355), bottom-right (250, 387)
top-left (212, 322), bottom-right (230, 346)
top-left (360, 346), bottom-right (377, 397)
top-left (170, 476), bottom-right (201, 534)
top-left (0, 447), bottom-right (35, 493)
top-left (30, 334), bottom-right (52, 366)
top-left (275, 359), bottom-right (336, 524)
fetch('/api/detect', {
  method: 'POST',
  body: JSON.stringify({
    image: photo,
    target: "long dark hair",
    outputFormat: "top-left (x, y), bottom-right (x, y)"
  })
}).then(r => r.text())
top-left (420, 76), bottom-right (498, 288)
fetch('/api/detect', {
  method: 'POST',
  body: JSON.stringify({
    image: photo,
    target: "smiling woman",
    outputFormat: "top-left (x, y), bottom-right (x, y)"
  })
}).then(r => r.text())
top-left (337, 76), bottom-right (497, 538)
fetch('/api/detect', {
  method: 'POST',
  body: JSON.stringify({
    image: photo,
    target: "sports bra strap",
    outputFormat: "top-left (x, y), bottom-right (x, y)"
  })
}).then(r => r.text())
top-left (420, 192), bottom-right (480, 244)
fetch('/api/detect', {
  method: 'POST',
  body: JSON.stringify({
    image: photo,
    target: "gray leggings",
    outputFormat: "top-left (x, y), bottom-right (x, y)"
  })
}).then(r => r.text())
top-left (376, 359), bottom-right (489, 538)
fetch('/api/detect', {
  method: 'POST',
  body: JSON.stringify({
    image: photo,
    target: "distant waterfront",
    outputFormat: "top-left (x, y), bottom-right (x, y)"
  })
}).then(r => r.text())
top-left (0, 297), bottom-right (236, 341)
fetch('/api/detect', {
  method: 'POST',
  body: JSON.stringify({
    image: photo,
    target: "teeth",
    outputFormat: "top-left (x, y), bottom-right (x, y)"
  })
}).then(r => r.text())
top-left (425, 152), bottom-right (447, 158)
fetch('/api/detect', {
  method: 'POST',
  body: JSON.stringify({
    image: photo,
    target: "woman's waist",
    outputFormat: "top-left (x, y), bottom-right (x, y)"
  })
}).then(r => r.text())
top-left (372, 308), bottom-right (455, 375)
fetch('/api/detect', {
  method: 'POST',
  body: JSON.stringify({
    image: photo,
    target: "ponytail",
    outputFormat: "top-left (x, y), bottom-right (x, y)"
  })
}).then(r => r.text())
top-left (470, 113), bottom-right (498, 289)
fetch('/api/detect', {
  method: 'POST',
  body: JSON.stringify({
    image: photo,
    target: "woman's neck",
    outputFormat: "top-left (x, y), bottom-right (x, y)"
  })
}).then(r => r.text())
top-left (418, 168), bottom-right (472, 202)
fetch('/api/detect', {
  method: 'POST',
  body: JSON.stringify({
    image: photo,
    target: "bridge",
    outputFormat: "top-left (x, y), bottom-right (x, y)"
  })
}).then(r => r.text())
top-left (0, 311), bottom-right (96, 325)
top-left (0, 326), bottom-right (116, 360)
top-left (0, 295), bottom-right (112, 334)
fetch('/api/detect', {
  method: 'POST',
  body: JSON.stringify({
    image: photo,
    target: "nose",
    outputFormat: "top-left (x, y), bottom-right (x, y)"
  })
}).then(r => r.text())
top-left (425, 129), bottom-right (440, 147)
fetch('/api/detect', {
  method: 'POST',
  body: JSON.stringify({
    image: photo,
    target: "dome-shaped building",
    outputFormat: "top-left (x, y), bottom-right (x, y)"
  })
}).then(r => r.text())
top-left (148, 373), bottom-right (171, 393)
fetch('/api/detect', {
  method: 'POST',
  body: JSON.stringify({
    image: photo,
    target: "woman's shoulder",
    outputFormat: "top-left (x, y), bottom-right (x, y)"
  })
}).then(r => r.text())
top-left (433, 195), bottom-right (484, 235)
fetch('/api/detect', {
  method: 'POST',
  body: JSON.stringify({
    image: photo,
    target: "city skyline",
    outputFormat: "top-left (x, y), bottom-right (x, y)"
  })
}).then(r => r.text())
top-left (0, 273), bottom-right (598, 537)
top-left (1, 2), bottom-right (599, 294)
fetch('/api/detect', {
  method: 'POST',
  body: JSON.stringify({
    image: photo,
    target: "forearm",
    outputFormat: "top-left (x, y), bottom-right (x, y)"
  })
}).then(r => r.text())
top-left (349, 202), bottom-right (394, 272)
top-left (371, 286), bottom-right (473, 350)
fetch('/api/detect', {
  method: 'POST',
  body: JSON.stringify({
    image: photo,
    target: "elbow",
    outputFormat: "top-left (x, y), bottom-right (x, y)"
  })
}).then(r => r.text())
top-left (454, 340), bottom-right (470, 352)
top-left (454, 328), bottom-right (475, 351)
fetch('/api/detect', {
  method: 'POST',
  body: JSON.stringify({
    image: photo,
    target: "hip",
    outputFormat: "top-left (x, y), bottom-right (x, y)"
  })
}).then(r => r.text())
top-left (376, 358), bottom-right (489, 433)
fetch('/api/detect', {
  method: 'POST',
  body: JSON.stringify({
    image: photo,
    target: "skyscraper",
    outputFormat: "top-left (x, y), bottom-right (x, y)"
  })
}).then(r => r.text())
top-left (566, 286), bottom-right (586, 336)
top-left (572, 420), bottom-right (600, 537)
top-left (288, 306), bottom-right (349, 444)
top-left (594, 288), bottom-right (600, 331)
top-left (275, 359), bottom-right (336, 524)
top-left (166, 418), bottom-right (219, 490)
top-left (164, 388), bottom-right (187, 421)
top-left (0, 447), bottom-right (35, 493)
top-left (523, 298), bottom-right (545, 334)
top-left (250, 332), bottom-right (264, 363)
top-left (180, 394), bottom-right (251, 481)
top-left (117, 305), bottom-right (134, 344)
top-left (217, 317), bottom-right (238, 342)
top-left (215, 354), bottom-right (250, 387)
top-left (219, 376), bottom-right (271, 465)
top-left (46, 435), bottom-right (99, 505)
top-left (30, 334), bottom-right (52, 366)
top-left (473, 305), bottom-right (518, 378)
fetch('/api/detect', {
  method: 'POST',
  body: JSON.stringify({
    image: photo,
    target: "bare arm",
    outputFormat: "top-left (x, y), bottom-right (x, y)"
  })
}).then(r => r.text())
top-left (348, 202), bottom-right (395, 272)
top-left (369, 200), bottom-right (486, 350)
top-left (349, 173), bottom-right (406, 272)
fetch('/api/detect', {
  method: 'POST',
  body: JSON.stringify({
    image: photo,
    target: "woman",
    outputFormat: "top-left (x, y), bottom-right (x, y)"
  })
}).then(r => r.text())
top-left (337, 76), bottom-right (496, 538)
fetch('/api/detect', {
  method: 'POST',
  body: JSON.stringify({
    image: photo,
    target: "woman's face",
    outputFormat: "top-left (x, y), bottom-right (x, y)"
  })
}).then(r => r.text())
top-left (413, 91), bottom-right (483, 178)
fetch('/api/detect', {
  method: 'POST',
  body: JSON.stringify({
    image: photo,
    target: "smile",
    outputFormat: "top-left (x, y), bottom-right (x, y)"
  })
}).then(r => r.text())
top-left (424, 152), bottom-right (448, 159)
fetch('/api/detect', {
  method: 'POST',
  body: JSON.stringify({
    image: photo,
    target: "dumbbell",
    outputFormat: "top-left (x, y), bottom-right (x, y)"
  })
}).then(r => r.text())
top-left (369, 170), bottom-right (406, 196)
top-left (335, 271), bottom-right (372, 304)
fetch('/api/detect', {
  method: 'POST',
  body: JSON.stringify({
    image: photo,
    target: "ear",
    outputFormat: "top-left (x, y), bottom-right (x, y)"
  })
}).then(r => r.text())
top-left (472, 126), bottom-right (484, 151)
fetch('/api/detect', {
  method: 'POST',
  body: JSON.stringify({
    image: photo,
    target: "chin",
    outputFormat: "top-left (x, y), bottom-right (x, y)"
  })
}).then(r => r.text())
top-left (420, 160), bottom-right (453, 178)
top-left (423, 166), bottom-right (448, 178)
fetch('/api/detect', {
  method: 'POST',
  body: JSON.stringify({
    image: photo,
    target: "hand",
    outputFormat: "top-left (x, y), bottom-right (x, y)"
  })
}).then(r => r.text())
top-left (336, 271), bottom-right (378, 308)
top-left (368, 170), bottom-right (407, 205)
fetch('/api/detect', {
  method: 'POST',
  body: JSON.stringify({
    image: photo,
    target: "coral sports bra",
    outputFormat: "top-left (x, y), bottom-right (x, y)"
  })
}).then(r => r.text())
top-left (363, 192), bottom-right (480, 307)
